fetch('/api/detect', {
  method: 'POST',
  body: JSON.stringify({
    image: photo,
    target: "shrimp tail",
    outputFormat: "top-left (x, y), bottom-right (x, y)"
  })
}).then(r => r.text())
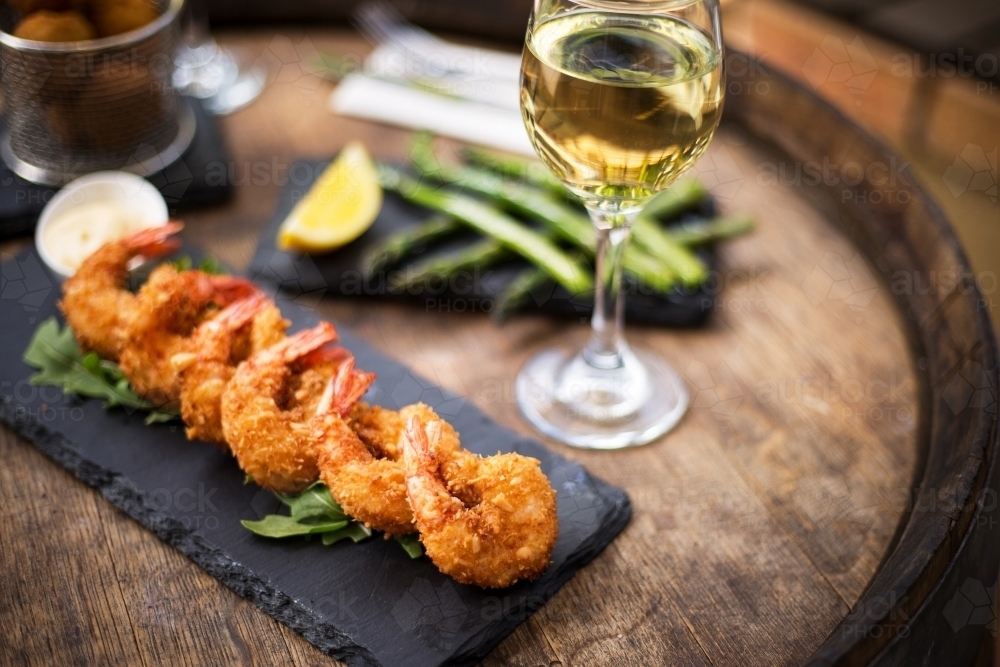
top-left (316, 357), bottom-right (376, 417)
top-left (206, 274), bottom-right (260, 304)
top-left (212, 292), bottom-right (270, 331)
top-left (403, 415), bottom-right (454, 529)
top-left (276, 322), bottom-right (339, 364)
top-left (403, 415), bottom-right (431, 477)
top-left (123, 220), bottom-right (184, 257)
top-left (299, 345), bottom-right (351, 368)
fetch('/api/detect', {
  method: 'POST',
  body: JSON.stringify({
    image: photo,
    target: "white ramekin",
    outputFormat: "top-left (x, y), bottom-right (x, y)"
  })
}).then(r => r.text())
top-left (35, 171), bottom-right (169, 278)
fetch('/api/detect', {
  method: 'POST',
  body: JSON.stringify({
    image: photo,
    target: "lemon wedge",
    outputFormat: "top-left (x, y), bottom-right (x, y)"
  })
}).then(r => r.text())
top-left (277, 141), bottom-right (383, 252)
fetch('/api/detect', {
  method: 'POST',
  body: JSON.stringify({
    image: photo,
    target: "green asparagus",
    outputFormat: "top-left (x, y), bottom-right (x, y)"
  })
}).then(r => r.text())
top-left (460, 146), bottom-right (567, 197)
top-left (390, 239), bottom-right (507, 291)
top-left (639, 179), bottom-right (708, 220)
top-left (667, 215), bottom-right (756, 247)
top-left (362, 215), bottom-right (460, 275)
top-left (492, 266), bottom-right (550, 323)
top-left (409, 139), bottom-right (680, 293)
top-left (377, 164), bottom-right (593, 294)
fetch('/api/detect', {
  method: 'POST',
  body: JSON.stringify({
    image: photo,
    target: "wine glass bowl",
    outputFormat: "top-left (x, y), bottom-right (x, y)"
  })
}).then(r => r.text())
top-left (515, 0), bottom-right (724, 449)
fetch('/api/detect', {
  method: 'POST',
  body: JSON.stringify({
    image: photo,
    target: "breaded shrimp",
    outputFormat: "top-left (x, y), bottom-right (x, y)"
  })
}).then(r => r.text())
top-left (348, 402), bottom-right (460, 461)
top-left (314, 359), bottom-right (438, 536)
top-left (174, 293), bottom-right (288, 446)
top-left (221, 323), bottom-right (349, 494)
top-left (59, 221), bottom-right (182, 363)
top-left (118, 264), bottom-right (258, 408)
top-left (403, 416), bottom-right (559, 588)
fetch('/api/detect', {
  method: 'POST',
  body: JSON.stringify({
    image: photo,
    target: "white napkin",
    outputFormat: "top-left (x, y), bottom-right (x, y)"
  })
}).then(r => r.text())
top-left (330, 74), bottom-right (536, 156)
top-left (329, 41), bottom-right (536, 156)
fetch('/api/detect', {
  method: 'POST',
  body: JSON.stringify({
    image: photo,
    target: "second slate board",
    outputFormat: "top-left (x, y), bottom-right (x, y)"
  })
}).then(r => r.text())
top-left (0, 247), bottom-right (632, 667)
top-left (249, 160), bottom-right (717, 327)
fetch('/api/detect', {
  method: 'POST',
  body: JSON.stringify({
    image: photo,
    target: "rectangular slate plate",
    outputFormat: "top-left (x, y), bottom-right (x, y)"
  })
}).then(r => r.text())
top-left (0, 247), bottom-right (631, 667)
top-left (249, 160), bottom-right (717, 327)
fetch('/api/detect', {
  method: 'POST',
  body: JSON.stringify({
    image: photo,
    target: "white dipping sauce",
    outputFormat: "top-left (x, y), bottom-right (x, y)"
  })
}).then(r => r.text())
top-left (42, 200), bottom-right (153, 271)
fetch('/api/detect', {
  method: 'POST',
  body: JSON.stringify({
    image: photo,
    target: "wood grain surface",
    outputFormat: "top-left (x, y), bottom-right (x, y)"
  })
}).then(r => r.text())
top-left (0, 28), bottom-right (954, 667)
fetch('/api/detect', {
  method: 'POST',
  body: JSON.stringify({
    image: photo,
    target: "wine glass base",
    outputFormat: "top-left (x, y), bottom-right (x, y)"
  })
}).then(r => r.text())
top-left (516, 346), bottom-right (688, 450)
top-left (174, 43), bottom-right (266, 116)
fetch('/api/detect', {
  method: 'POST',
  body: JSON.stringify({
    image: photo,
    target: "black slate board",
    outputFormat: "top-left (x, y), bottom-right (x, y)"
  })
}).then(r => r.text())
top-left (0, 98), bottom-right (233, 239)
top-left (0, 246), bottom-right (631, 667)
top-left (249, 160), bottom-right (717, 327)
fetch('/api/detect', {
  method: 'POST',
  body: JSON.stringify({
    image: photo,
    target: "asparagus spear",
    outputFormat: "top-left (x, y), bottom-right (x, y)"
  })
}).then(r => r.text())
top-left (377, 164), bottom-right (593, 294)
top-left (461, 143), bottom-right (710, 228)
top-left (390, 239), bottom-right (507, 291)
top-left (492, 216), bottom-right (757, 319)
top-left (389, 214), bottom-right (753, 295)
top-left (362, 215), bottom-right (461, 274)
top-left (461, 146), bottom-right (567, 197)
top-left (629, 180), bottom-right (712, 286)
top-left (640, 179), bottom-right (708, 220)
top-left (492, 266), bottom-right (550, 323)
top-left (409, 139), bottom-right (680, 293)
top-left (667, 215), bottom-right (756, 247)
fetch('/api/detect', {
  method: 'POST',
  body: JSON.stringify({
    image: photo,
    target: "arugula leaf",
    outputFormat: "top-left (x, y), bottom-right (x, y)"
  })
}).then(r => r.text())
top-left (170, 255), bottom-right (224, 275)
top-left (322, 523), bottom-right (373, 545)
top-left (242, 482), bottom-right (422, 558)
top-left (278, 483), bottom-right (348, 522)
top-left (241, 515), bottom-right (348, 538)
top-left (394, 534), bottom-right (424, 559)
top-left (23, 317), bottom-right (177, 424)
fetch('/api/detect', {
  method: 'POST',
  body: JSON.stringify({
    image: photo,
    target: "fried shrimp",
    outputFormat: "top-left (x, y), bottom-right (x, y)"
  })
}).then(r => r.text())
top-left (221, 323), bottom-right (349, 494)
top-left (403, 416), bottom-right (558, 588)
top-left (175, 293), bottom-right (288, 446)
top-left (59, 221), bottom-right (182, 362)
top-left (349, 402), bottom-right (460, 461)
top-left (118, 264), bottom-right (258, 408)
top-left (313, 359), bottom-right (438, 536)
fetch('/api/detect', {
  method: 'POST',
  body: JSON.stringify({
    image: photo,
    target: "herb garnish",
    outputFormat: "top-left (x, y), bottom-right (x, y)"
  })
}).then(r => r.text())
top-left (21, 317), bottom-right (423, 558)
top-left (242, 482), bottom-right (424, 558)
top-left (22, 317), bottom-right (177, 424)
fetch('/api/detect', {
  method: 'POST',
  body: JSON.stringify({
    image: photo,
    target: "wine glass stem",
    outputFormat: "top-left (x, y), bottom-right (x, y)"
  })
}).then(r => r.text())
top-left (584, 209), bottom-right (638, 370)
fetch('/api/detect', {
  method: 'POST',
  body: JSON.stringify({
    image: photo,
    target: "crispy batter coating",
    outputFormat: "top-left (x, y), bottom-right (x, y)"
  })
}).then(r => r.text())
top-left (118, 265), bottom-right (258, 409)
top-left (312, 359), bottom-right (421, 535)
top-left (59, 222), bottom-right (182, 363)
top-left (314, 366), bottom-right (464, 536)
top-left (403, 416), bottom-right (558, 588)
top-left (13, 9), bottom-right (96, 41)
top-left (177, 294), bottom-right (288, 446)
top-left (87, 0), bottom-right (158, 37)
top-left (348, 402), bottom-right (460, 461)
top-left (221, 324), bottom-right (346, 495)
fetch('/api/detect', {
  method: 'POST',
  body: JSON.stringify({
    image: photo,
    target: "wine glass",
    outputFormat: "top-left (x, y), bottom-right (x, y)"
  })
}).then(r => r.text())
top-left (516, 0), bottom-right (725, 448)
top-left (172, 0), bottom-right (266, 115)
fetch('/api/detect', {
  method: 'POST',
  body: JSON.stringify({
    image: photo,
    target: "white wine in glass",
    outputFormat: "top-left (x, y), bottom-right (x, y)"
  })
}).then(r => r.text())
top-left (516, 0), bottom-right (725, 449)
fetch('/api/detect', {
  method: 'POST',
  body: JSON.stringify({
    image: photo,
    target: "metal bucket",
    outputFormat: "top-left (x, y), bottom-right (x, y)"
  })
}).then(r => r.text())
top-left (0, 0), bottom-right (194, 186)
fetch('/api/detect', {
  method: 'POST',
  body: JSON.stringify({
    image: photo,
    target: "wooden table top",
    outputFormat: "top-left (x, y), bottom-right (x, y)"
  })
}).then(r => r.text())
top-left (1, 29), bottom-right (926, 666)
